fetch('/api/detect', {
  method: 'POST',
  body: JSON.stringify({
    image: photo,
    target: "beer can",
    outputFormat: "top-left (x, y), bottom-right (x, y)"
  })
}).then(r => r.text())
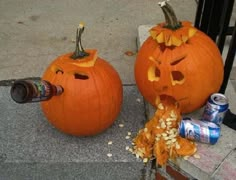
top-left (202, 93), bottom-right (229, 125)
top-left (179, 117), bottom-right (220, 145)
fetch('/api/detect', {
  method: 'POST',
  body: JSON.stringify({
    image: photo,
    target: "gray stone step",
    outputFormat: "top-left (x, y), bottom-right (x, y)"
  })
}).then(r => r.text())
top-left (0, 86), bottom-right (150, 180)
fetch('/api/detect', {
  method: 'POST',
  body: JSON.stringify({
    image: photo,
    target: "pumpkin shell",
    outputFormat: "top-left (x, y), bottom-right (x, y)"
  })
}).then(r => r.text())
top-left (41, 50), bottom-right (123, 136)
top-left (135, 29), bottom-right (224, 113)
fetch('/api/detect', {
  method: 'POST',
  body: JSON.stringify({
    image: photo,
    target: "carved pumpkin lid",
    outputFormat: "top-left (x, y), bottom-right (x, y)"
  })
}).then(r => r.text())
top-left (69, 23), bottom-right (98, 67)
top-left (149, 1), bottom-right (197, 47)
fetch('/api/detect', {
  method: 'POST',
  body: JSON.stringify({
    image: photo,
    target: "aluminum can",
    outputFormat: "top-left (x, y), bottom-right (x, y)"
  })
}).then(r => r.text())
top-left (202, 93), bottom-right (229, 125)
top-left (179, 117), bottom-right (220, 145)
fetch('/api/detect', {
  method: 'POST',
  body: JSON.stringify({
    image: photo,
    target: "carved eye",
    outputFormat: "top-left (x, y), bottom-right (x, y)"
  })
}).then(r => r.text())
top-left (51, 65), bottom-right (64, 74)
top-left (74, 72), bottom-right (89, 80)
top-left (171, 71), bottom-right (185, 85)
top-left (56, 69), bottom-right (64, 74)
top-left (170, 54), bottom-right (186, 85)
top-left (148, 66), bottom-right (160, 82)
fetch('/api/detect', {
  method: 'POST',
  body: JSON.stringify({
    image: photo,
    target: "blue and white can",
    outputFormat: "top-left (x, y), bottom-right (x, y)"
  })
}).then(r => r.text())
top-left (202, 93), bottom-right (229, 125)
top-left (179, 118), bottom-right (220, 145)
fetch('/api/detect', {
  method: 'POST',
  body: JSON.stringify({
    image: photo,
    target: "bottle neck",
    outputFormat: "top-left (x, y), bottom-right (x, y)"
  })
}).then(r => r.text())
top-left (52, 85), bottom-right (64, 96)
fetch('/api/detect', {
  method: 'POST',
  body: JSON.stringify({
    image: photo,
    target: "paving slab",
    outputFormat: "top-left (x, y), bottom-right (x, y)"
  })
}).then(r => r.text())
top-left (213, 148), bottom-right (236, 180)
top-left (0, 85), bottom-right (148, 179)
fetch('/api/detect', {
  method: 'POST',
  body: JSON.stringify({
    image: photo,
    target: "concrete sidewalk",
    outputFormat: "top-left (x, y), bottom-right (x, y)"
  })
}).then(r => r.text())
top-left (0, 0), bottom-right (236, 179)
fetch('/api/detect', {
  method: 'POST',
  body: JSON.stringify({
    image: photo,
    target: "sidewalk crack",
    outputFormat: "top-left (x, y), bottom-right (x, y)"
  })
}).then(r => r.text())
top-left (211, 148), bottom-right (236, 178)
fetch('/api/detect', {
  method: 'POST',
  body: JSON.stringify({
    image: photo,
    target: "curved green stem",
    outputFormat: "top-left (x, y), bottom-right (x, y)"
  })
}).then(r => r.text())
top-left (158, 1), bottom-right (182, 30)
top-left (71, 23), bottom-right (89, 60)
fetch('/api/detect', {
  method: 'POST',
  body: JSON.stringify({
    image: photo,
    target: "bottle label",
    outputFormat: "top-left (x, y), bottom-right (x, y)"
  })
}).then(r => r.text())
top-left (30, 80), bottom-right (51, 102)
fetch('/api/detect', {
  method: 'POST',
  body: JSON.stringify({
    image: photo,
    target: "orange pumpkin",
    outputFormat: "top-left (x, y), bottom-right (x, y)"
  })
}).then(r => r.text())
top-left (41, 24), bottom-right (123, 136)
top-left (134, 1), bottom-right (224, 113)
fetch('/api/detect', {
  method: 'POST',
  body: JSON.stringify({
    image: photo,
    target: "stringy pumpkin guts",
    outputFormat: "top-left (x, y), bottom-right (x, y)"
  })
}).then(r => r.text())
top-left (132, 97), bottom-right (197, 166)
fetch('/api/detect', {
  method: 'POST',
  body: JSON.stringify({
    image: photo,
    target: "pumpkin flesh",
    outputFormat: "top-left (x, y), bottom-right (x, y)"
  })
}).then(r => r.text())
top-left (133, 97), bottom-right (196, 166)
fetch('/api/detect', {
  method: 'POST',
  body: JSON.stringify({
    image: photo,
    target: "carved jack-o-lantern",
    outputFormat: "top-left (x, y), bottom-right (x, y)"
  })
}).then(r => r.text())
top-left (135, 2), bottom-right (224, 113)
top-left (41, 24), bottom-right (123, 136)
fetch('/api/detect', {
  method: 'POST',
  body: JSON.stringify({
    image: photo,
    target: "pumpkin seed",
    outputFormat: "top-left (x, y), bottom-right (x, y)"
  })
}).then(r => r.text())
top-left (125, 146), bottom-right (130, 150)
top-left (143, 158), bottom-right (148, 163)
top-left (125, 136), bottom-right (130, 139)
top-left (128, 132), bottom-right (132, 136)
top-left (166, 140), bottom-right (173, 145)
top-left (170, 110), bottom-right (177, 118)
top-left (167, 122), bottom-right (172, 126)
top-left (170, 117), bottom-right (177, 121)
top-left (129, 148), bottom-right (134, 153)
top-left (158, 103), bottom-right (164, 110)
top-left (107, 153), bottom-right (112, 157)
top-left (194, 154), bottom-right (200, 159)
top-left (161, 122), bottom-right (166, 129)
top-left (136, 151), bottom-right (143, 158)
top-left (164, 136), bottom-right (170, 141)
top-left (169, 134), bottom-right (177, 139)
top-left (161, 133), bottom-right (167, 137)
top-left (172, 128), bottom-right (178, 132)
top-left (108, 141), bottom-right (113, 145)
top-left (183, 156), bottom-right (189, 160)
top-left (119, 124), bottom-right (124, 128)
top-left (175, 143), bottom-right (180, 149)
top-left (166, 118), bottom-right (171, 122)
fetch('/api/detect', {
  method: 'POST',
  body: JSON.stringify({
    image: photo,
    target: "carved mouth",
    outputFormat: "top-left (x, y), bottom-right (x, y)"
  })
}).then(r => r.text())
top-left (155, 94), bottom-right (179, 108)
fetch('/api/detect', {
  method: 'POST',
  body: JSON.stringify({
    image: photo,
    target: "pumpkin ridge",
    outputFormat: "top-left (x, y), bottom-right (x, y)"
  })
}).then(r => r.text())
top-left (89, 69), bottom-right (103, 133)
top-left (93, 61), bottom-right (115, 132)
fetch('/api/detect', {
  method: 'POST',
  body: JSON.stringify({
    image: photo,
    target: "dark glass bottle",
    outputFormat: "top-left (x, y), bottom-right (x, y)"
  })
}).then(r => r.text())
top-left (10, 79), bottom-right (63, 103)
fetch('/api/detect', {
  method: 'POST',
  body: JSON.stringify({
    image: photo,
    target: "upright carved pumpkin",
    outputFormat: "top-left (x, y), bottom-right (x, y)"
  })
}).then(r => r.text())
top-left (135, 1), bottom-right (224, 113)
top-left (41, 24), bottom-right (123, 136)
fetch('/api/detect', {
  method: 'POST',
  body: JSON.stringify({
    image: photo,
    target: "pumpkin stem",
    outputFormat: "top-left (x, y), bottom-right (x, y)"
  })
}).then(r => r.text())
top-left (71, 23), bottom-right (89, 60)
top-left (158, 1), bottom-right (182, 30)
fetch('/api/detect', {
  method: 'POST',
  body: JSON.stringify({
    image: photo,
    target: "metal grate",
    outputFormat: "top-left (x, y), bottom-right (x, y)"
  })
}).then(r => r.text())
top-left (194, 0), bottom-right (235, 94)
top-left (194, 0), bottom-right (236, 129)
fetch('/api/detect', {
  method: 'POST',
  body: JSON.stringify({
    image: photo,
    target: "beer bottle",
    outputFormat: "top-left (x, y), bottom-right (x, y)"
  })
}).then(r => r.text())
top-left (10, 79), bottom-right (63, 103)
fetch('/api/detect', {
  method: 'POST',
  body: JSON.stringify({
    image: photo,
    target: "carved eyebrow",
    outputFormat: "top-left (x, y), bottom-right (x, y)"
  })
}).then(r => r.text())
top-left (149, 56), bottom-right (161, 65)
top-left (170, 54), bottom-right (187, 65)
top-left (51, 65), bottom-right (64, 74)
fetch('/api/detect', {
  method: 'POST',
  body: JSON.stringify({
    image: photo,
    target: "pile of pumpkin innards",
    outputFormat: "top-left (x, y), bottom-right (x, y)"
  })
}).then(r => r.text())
top-left (131, 97), bottom-right (198, 166)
